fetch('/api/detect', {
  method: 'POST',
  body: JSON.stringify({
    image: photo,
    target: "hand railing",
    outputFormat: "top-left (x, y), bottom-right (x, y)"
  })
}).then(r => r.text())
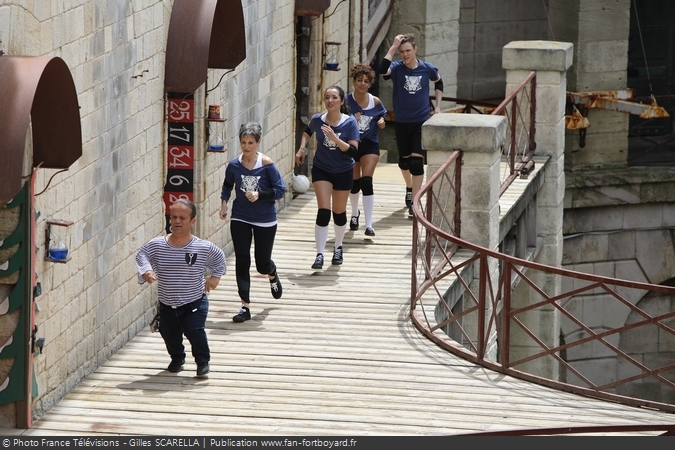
top-left (410, 153), bottom-right (675, 413)
top-left (491, 71), bottom-right (537, 194)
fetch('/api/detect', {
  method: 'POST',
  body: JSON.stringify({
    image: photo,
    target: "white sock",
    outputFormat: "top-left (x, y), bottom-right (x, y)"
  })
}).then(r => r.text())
top-left (363, 194), bottom-right (374, 229)
top-left (350, 192), bottom-right (360, 217)
top-left (315, 224), bottom-right (329, 255)
top-left (334, 223), bottom-right (347, 248)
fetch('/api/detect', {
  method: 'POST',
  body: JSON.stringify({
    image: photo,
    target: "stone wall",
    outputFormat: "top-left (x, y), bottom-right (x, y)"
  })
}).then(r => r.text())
top-left (458, 0), bottom-right (549, 100)
top-left (548, 0), bottom-right (632, 170)
top-left (561, 196), bottom-right (675, 401)
top-left (0, 0), bottom-right (351, 426)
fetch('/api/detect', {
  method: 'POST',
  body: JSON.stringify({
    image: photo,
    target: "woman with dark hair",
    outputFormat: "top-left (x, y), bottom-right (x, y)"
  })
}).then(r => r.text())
top-left (220, 122), bottom-right (286, 323)
top-left (346, 63), bottom-right (387, 236)
top-left (295, 86), bottom-right (360, 269)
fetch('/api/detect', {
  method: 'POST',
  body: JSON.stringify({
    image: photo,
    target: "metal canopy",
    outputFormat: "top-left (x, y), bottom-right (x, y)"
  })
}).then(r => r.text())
top-left (165, 0), bottom-right (246, 93)
top-left (0, 55), bottom-right (82, 207)
top-left (295, 0), bottom-right (330, 16)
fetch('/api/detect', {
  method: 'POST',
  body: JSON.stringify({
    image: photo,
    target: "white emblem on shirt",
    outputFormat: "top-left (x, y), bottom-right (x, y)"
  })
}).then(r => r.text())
top-left (404, 75), bottom-right (422, 94)
top-left (356, 115), bottom-right (372, 133)
top-left (323, 132), bottom-right (341, 150)
top-left (240, 175), bottom-right (260, 192)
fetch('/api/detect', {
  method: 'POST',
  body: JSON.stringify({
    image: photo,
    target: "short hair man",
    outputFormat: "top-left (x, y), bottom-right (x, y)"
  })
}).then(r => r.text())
top-left (136, 199), bottom-right (226, 377)
top-left (380, 33), bottom-right (443, 216)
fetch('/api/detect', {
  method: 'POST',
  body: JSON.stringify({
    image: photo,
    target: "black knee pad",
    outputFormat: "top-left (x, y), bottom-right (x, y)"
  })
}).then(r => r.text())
top-left (398, 156), bottom-right (410, 171)
top-left (333, 211), bottom-right (347, 226)
top-left (351, 178), bottom-right (361, 194)
top-left (409, 156), bottom-right (424, 176)
top-left (316, 208), bottom-right (331, 227)
top-left (361, 176), bottom-right (374, 196)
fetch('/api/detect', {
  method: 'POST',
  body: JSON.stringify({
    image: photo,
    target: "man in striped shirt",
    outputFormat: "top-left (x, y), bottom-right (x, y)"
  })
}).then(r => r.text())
top-left (136, 199), bottom-right (226, 377)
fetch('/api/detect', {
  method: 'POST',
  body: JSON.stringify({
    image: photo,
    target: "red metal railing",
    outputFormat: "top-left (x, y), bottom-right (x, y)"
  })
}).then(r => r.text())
top-left (427, 73), bottom-right (536, 193)
top-left (491, 71), bottom-right (537, 194)
top-left (411, 151), bottom-right (462, 295)
top-left (410, 157), bottom-right (675, 413)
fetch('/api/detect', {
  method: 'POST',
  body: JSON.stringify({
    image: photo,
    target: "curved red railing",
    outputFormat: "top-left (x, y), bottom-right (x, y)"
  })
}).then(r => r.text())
top-left (410, 152), bottom-right (675, 414)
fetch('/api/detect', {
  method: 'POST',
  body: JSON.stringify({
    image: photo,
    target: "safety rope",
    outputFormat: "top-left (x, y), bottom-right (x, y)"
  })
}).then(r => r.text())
top-left (542, 0), bottom-right (555, 40)
top-left (632, 1), bottom-right (654, 99)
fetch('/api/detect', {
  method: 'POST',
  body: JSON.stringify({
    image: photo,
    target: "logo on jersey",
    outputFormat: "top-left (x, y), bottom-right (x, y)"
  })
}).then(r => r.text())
top-left (240, 175), bottom-right (260, 193)
top-left (356, 115), bottom-right (372, 134)
top-left (404, 75), bottom-right (422, 94)
top-left (323, 132), bottom-right (341, 150)
top-left (185, 252), bottom-right (198, 266)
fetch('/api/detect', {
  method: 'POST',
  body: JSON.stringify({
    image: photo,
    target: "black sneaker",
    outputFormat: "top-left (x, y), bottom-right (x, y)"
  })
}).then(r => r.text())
top-left (269, 272), bottom-right (282, 299)
top-left (405, 189), bottom-right (412, 207)
top-left (196, 362), bottom-right (210, 378)
top-left (311, 253), bottom-right (324, 269)
top-left (233, 306), bottom-right (251, 322)
top-left (349, 210), bottom-right (360, 231)
top-left (408, 205), bottom-right (414, 217)
top-left (365, 227), bottom-right (375, 236)
top-left (167, 358), bottom-right (185, 373)
top-left (331, 246), bottom-right (343, 265)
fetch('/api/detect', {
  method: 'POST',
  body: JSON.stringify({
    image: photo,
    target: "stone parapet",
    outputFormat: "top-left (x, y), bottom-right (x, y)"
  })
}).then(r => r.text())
top-left (502, 40), bottom-right (574, 72)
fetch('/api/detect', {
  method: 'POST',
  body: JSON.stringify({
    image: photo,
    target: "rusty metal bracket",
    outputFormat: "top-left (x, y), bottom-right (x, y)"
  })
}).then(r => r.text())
top-left (567, 90), bottom-right (670, 119)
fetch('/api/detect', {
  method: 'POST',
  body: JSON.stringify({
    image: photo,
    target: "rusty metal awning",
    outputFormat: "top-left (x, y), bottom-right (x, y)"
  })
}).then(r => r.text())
top-left (165, 0), bottom-right (246, 93)
top-left (567, 90), bottom-right (670, 122)
top-left (295, 0), bottom-right (330, 16)
top-left (0, 55), bottom-right (82, 206)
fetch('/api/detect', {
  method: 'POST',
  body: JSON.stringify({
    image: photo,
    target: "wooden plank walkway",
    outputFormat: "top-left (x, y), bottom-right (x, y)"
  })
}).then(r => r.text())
top-left (11, 163), bottom-right (675, 436)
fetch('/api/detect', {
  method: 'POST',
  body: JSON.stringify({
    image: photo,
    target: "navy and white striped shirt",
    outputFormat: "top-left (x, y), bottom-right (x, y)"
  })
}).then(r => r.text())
top-left (136, 236), bottom-right (226, 307)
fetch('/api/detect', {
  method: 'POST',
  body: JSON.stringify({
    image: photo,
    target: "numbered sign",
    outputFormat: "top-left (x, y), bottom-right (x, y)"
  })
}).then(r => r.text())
top-left (164, 93), bottom-right (195, 233)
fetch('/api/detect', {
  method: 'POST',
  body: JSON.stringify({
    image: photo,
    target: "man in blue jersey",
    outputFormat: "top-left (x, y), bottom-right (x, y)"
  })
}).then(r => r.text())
top-left (380, 33), bottom-right (443, 217)
top-left (136, 199), bottom-right (226, 377)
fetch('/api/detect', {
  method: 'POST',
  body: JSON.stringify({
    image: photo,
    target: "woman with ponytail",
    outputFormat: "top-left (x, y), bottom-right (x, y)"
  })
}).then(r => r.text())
top-left (295, 86), bottom-right (360, 270)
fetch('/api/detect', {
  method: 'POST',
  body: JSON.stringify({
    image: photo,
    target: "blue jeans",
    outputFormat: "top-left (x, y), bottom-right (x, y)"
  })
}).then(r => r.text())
top-left (159, 294), bottom-right (210, 364)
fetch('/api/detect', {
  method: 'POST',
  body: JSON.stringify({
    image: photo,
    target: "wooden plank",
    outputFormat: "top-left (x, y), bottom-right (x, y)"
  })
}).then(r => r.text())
top-left (14, 163), bottom-right (675, 437)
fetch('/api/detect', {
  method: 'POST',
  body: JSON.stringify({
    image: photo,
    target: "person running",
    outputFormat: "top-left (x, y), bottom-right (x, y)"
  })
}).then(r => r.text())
top-left (346, 63), bottom-right (387, 237)
top-left (220, 122), bottom-right (286, 323)
top-left (380, 33), bottom-right (443, 216)
top-left (295, 86), bottom-right (360, 269)
top-left (136, 199), bottom-right (226, 377)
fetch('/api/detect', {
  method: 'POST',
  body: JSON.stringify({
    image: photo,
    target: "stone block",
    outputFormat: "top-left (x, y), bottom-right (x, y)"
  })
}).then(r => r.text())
top-left (577, 40), bottom-right (628, 74)
top-left (607, 230), bottom-right (636, 260)
top-left (461, 208), bottom-right (499, 248)
top-left (614, 260), bottom-right (649, 305)
top-left (461, 165), bottom-right (499, 210)
top-left (565, 358), bottom-right (617, 387)
top-left (636, 229), bottom-right (675, 285)
top-left (578, 9), bottom-right (629, 43)
top-left (502, 40), bottom-right (574, 72)
top-left (535, 82), bottom-right (567, 124)
top-left (422, 113), bottom-right (506, 153)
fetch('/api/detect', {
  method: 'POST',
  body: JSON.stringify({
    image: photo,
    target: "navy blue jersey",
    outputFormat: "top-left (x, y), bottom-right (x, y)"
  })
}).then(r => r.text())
top-left (346, 93), bottom-right (387, 144)
top-left (308, 113), bottom-right (360, 174)
top-left (390, 59), bottom-right (440, 123)
top-left (221, 153), bottom-right (286, 225)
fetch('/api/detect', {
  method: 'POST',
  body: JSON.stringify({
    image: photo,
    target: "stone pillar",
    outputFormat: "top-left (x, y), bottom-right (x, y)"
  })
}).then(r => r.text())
top-left (502, 40), bottom-right (573, 378)
top-left (423, 113), bottom-right (506, 359)
top-left (548, 0), bottom-right (631, 170)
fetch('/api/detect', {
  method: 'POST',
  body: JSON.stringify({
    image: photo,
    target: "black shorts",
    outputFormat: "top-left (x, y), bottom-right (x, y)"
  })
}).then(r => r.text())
top-left (311, 165), bottom-right (353, 191)
top-left (394, 121), bottom-right (426, 158)
top-left (355, 139), bottom-right (380, 161)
